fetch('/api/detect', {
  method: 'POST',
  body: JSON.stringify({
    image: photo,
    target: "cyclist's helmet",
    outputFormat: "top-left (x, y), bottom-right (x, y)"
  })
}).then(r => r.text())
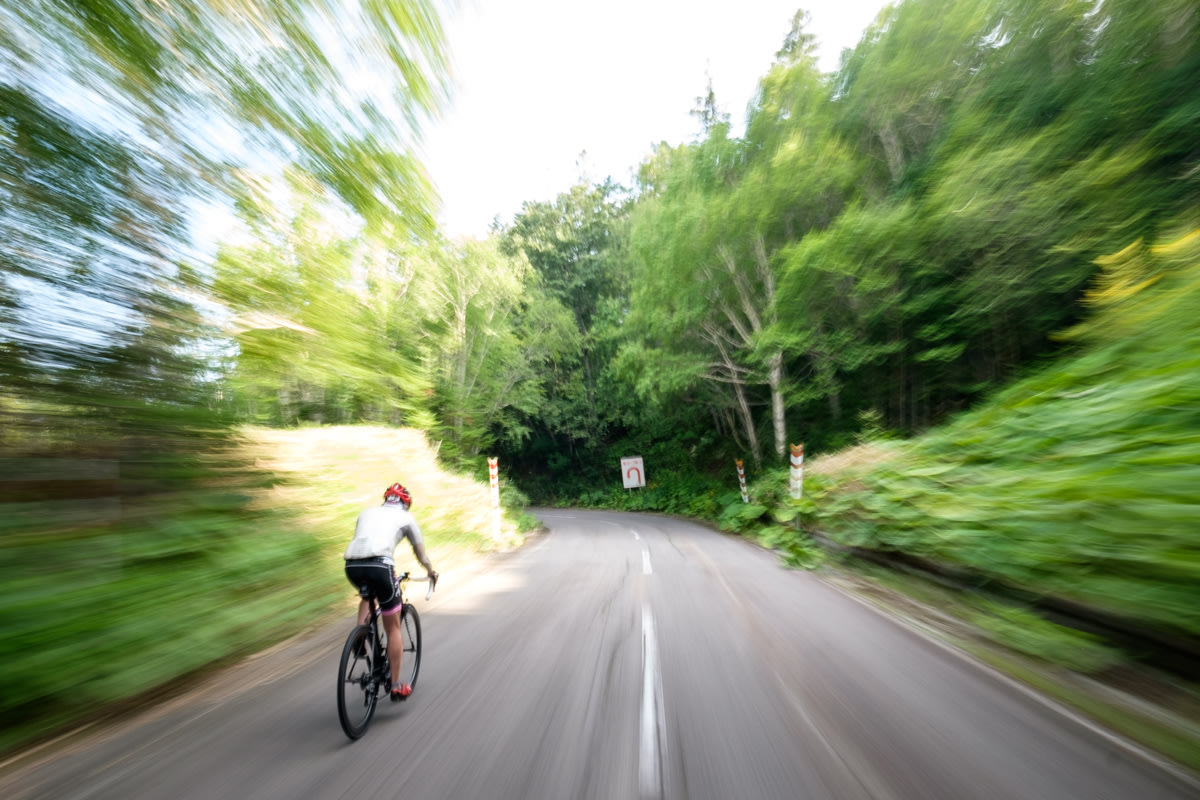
top-left (383, 483), bottom-right (412, 507)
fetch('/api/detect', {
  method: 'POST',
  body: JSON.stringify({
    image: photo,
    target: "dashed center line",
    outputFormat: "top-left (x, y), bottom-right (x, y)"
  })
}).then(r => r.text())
top-left (640, 604), bottom-right (664, 798)
top-left (642, 548), bottom-right (653, 575)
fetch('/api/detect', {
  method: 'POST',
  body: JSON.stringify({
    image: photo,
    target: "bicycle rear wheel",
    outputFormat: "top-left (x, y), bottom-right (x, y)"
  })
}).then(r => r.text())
top-left (337, 625), bottom-right (378, 739)
top-left (397, 604), bottom-right (422, 690)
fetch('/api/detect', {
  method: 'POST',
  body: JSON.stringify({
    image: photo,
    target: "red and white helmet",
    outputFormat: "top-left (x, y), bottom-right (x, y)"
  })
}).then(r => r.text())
top-left (383, 483), bottom-right (412, 507)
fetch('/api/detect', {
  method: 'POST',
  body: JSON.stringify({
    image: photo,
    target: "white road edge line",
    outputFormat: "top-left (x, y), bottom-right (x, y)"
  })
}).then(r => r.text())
top-left (640, 604), bottom-right (664, 798)
top-left (823, 575), bottom-right (1200, 795)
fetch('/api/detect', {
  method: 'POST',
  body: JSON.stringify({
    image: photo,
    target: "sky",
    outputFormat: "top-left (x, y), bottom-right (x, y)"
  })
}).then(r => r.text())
top-left (420, 0), bottom-right (891, 238)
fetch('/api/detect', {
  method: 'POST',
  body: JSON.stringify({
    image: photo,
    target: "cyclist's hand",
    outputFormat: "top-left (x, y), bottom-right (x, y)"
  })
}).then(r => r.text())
top-left (427, 570), bottom-right (439, 586)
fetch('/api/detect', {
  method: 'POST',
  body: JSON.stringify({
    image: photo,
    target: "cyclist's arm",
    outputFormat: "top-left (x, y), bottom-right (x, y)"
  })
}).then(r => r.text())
top-left (403, 520), bottom-right (435, 575)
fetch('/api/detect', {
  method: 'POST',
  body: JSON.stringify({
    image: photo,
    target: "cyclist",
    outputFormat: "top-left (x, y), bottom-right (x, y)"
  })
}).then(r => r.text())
top-left (343, 482), bottom-right (437, 701)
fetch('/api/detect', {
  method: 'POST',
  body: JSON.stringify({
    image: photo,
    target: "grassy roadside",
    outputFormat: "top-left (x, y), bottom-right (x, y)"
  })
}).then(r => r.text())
top-left (234, 425), bottom-right (524, 570)
top-left (804, 232), bottom-right (1200, 642)
top-left (0, 425), bottom-right (525, 758)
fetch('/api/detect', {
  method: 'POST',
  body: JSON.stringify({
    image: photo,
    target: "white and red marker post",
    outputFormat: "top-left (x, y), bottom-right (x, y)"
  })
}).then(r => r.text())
top-left (736, 459), bottom-right (749, 503)
top-left (488, 457), bottom-right (500, 507)
top-left (789, 444), bottom-right (804, 500)
top-left (488, 457), bottom-right (501, 540)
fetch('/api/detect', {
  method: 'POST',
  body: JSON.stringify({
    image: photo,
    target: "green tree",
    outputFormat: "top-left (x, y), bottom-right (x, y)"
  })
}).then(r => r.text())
top-left (626, 15), bottom-right (858, 466)
top-left (499, 177), bottom-right (632, 461)
top-left (211, 168), bottom-right (434, 426)
top-left (2, 0), bottom-right (453, 432)
top-left (626, 124), bottom-right (779, 468)
top-left (417, 236), bottom-right (578, 461)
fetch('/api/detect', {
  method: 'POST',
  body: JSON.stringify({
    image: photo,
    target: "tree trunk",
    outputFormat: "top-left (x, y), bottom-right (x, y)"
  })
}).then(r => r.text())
top-left (703, 320), bottom-right (763, 469)
top-left (735, 380), bottom-right (763, 471)
top-left (877, 119), bottom-right (905, 184)
top-left (767, 349), bottom-right (786, 463)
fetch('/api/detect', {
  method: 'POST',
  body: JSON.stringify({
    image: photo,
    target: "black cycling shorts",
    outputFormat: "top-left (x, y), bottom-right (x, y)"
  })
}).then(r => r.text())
top-left (344, 559), bottom-right (402, 615)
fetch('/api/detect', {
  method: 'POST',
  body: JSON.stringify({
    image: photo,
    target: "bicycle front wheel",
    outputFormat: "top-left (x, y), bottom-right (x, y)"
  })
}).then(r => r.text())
top-left (397, 604), bottom-right (422, 690)
top-left (337, 624), bottom-right (377, 739)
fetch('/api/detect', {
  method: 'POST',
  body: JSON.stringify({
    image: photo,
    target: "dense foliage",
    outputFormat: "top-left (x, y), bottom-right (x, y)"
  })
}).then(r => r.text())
top-left (137, 0), bottom-right (1200, 505)
top-left (490, 0), bottom-right (1200, 508)
top-left (619, 0), bottom-right (1200, 466)
top-left (806, 228), bottom-right (1200, 640)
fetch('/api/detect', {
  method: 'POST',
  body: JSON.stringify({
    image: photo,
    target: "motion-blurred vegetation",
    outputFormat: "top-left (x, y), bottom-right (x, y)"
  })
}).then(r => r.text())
top-left (804, 228), bottom-right (1200, 644)
top-left (0, 0), bottom-right (460, 755)
top-left (0, 425), bottom-right (520, 755)
top-left (3, 0), bottom-right (1199, 763)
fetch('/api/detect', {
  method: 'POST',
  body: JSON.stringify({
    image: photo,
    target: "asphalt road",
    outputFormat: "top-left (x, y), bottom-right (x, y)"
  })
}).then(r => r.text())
top-left (3, 510), bottom-right (1196, 799)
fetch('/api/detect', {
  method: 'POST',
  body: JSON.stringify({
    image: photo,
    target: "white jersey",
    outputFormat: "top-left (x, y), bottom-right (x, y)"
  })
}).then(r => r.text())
top-left (343, 503), bottom-right (431, 570)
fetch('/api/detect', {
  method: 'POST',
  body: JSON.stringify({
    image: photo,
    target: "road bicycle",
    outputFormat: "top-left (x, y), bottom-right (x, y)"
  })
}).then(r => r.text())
top-left (337, 571), bottom-right (436, 740)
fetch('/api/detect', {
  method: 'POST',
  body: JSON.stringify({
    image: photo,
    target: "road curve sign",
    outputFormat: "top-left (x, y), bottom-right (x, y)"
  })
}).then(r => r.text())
top-left (621, 456), bottom-right (646, 489)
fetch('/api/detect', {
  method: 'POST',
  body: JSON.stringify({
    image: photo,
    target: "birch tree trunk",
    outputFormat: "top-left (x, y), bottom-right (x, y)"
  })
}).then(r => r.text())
top-left (755, 238), bottom-right (787, 463)
top-left (701, 321), bottom-right (763, 469)
top-left (710, 237), bottom-right (787, 463)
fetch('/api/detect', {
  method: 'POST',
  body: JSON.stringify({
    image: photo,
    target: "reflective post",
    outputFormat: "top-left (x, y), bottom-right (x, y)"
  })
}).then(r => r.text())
top-left (488, 457), bottom-right (501, 540)
top-left (789, 444), bottom-right (804, 500)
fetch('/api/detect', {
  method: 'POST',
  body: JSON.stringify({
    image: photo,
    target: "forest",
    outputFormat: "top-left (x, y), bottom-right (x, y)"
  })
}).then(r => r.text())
top-left (208, 0), bottom-right (1198, 498)
top-left (1, 0), bottom-right (1197, 755)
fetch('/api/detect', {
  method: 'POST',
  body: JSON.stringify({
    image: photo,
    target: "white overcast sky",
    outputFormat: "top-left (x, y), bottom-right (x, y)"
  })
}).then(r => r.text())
top-left (421, 0), bottom-right (891, 238)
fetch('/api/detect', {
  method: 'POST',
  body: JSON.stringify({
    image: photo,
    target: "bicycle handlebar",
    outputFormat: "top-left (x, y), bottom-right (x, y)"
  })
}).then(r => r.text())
top-left (398, 571), bottom-right (439, 601)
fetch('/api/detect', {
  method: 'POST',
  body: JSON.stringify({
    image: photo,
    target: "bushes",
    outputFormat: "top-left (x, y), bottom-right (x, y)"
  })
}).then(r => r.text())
top-left (970, 602), bottom-right (1122, 674)
top-left (715, 469), bottom-right (825, 570)
top-left (807, 230), bottom-right (1200, 640)
top-left (556, 468), bottom-right (730, 517)
top-left (0, 476), bottom-right (341, 755)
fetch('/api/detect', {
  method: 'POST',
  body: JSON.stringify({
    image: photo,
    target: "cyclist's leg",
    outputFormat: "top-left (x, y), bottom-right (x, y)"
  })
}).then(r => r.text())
top-left (381, 609), bottom-right (405, 687)
top-left (374, 568), bottom-right (408, 691)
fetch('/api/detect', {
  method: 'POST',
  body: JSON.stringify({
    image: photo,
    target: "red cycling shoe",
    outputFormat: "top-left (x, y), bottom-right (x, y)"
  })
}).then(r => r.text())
top-left (390, 683), bottom-right (412, 702)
